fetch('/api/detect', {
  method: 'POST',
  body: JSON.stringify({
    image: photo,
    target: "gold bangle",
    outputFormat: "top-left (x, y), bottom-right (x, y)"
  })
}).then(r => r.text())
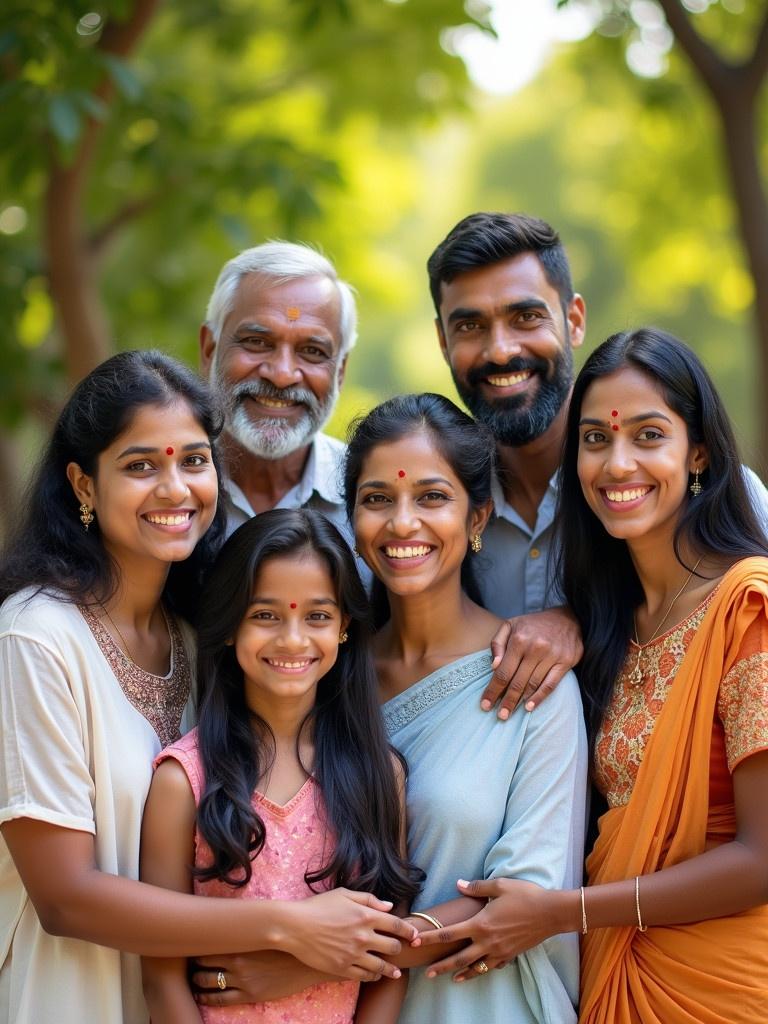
top-left (409, 911), bottom-right (444, 931)
top-left (580, 886), bottom-right (588, 935)
top-left (635, 876), bottom-right (648, 932)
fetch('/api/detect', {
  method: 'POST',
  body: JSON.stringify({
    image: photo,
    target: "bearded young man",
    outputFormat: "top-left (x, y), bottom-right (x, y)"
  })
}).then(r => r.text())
top-left (427, 213), bottom-right (586, 715)
top-left (429, 213), bottom-right (585, 620)
top-left (428, 211), bottom-right (768, 716)
top-left (200, 242), bottom-right (356, 546)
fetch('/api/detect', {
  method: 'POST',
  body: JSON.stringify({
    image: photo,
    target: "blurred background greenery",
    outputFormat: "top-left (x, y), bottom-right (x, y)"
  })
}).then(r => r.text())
top-left (2, 0), bottom-right (767, 522)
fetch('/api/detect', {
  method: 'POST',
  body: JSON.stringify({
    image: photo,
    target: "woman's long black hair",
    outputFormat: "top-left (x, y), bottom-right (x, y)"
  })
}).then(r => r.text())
top-left (0, 349), bottom-right (226, 622)
top-left (556, 327), bottom-right (768, 745)
top-left (194, 508), bottom-right (423, 903)
top-left (343, 393), bottom-right (496, 625)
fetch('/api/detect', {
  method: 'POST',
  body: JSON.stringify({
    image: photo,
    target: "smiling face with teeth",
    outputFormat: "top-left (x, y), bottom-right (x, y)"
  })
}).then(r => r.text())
top-left (436, 253), bottom-right (585, 448)
top-left (201, 274), bottom-right (346, 461)
top-left (577, 366), bottom-right (707, 549)
top-left (67, 399), bottom-right (219, 576)
top-left (353, 428), bottom-right (491, 600)
top-left (232, 550), bottom-right (347, 715)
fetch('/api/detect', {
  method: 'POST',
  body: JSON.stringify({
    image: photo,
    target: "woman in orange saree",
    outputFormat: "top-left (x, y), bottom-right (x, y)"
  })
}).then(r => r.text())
top-left (414, 327), bottom-right (768, 1023)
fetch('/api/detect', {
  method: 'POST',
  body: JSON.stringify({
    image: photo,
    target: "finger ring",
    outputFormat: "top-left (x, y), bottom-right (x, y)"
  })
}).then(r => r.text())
top-left (475, 960), bottom-right (489, 974)
top-left (217, 970), bottom-right (227, 991)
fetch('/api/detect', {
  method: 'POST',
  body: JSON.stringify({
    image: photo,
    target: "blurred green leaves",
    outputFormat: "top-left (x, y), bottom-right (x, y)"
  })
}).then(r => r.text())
top-left (0, 0), bottom-right (486, 447)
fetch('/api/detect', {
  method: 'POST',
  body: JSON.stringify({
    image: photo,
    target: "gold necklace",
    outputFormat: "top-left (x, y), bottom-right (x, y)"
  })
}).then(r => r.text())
top-left (629, 556), bottom-right (703, 686)
top-left (100, 605), bottom-right (137, 665)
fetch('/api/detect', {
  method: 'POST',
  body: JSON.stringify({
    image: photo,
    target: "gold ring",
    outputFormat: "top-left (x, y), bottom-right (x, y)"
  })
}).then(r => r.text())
top-left (217, 970), bottom-right (227, 991)
top-left (475, 960), bottom-right (489, 974)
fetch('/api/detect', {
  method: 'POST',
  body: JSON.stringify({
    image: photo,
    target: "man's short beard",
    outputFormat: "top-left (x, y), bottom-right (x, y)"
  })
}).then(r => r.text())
top-left (211, 347), bottom-right (340, 460)
top-left (452, 347), bottom-right (573, 448)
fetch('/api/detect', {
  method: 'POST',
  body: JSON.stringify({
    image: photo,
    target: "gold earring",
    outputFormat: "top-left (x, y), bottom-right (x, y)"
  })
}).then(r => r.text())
top-left (338, 630), bottom-right (349, 644)
top-left (470, 533), bottom-right (482, 554)
top-left (79, 504), bottom-right (94, 531)
top-left (689, 468), bottom-right (703, 497)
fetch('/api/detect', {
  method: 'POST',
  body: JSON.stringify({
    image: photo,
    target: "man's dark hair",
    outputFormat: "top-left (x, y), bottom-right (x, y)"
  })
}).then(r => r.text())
top-left (427, 211), bottom-right (574, 317)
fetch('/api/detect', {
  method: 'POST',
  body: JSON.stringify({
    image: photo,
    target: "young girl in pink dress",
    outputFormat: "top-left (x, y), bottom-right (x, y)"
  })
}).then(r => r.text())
top-left (140, 509), bottom-right (422, 1023)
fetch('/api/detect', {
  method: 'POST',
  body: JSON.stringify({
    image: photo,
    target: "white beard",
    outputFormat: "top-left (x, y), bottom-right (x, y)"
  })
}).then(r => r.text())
top-left (211, 346), bottom-right (340, 460)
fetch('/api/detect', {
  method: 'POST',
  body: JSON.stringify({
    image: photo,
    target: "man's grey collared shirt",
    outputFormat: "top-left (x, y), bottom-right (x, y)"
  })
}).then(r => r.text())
top-left (476, 471), bottom-right (562, 619)
top-left (223, 432), bottom-right (351, 543)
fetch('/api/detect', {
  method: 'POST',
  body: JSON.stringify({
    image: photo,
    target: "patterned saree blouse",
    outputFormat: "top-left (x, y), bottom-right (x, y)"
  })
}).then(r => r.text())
top-left (594, 585), bottom-right (768, 811)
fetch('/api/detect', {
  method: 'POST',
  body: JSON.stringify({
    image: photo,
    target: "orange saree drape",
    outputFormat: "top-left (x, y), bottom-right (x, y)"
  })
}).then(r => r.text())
top-left (580, 557), bottom-right (768, 1024)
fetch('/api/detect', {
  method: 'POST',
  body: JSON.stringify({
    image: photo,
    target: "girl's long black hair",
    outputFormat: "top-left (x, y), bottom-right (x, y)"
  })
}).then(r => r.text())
top-left (556, 327), bottom-right (768, 745)
top-left (0, 349), bottom-right (227, 622)
top-left (343, 392), bottom-right (496, 625)
top-left (194, 508), bottom-right (423, 903)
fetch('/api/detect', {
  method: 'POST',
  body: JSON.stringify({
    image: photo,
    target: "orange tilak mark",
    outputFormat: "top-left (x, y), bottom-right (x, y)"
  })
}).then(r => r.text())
top-left (166, 446), bottom-right (174, 455)
top-left (286, 307), bottom-right (301, 320)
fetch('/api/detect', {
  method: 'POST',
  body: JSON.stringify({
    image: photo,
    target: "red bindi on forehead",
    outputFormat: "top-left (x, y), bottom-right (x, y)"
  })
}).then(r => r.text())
top-left (166, 446), bottom-right (174, 455)
top-left (289, 602), bottom-right (297, 609)
top-left (398, 469), bottom-right (406, 478)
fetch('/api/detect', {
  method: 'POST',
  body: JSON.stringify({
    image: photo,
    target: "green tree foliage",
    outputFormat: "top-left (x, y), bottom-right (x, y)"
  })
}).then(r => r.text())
top-left (0, 0), bottom-right (490, 498)
top-left (558, 0), bottom-right (768, 471)
top-left (357, 16), bottom-right (763, 467)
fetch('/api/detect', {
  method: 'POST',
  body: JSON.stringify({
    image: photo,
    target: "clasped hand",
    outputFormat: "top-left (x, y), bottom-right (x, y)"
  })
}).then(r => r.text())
top-left (193, 888), bottom-right (416, 1006)
top-left (413, 878), bottom-right (558, 982)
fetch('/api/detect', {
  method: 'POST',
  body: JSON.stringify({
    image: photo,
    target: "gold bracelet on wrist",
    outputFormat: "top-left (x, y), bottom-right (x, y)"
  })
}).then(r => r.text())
top-left (580, 886), bottom-right (588, 935)
top-left (635, 876), bottom-right (648, 932)
top-left (409, 911), bottom-right (444, 931)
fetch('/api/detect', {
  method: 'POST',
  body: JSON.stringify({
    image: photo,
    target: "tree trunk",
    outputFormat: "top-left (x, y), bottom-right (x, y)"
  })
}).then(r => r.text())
top-left (43, 0), bottom-right (161, 387)
top-left (45, 160), bottom-right (112, 386)
top-left (715, 92), bottom-right (768, 477)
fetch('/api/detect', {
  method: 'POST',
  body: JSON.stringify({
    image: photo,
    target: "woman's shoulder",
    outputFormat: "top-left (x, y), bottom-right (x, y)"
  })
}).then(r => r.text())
top-left (0, 587), bottom-right (84, 642)
top-left (534, 668), bottom-right (583, 717)
top-left (712, 557), bottom-right (768, 605)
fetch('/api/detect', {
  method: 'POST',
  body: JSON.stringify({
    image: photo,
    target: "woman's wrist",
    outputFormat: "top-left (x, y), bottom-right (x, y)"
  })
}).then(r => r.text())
top-left (550, 888), bottom-right (583, 935)
top-left (256, 899), bottom-right (293, 953)
top-left (403, 914), bottom-right (438, 935)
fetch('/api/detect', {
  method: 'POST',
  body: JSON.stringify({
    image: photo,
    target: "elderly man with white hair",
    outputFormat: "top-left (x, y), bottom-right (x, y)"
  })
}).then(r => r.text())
top-left (200, 241), bottom-right (357, 541)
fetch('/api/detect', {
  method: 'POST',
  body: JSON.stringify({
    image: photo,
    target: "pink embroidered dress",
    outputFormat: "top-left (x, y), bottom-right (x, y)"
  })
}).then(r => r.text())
top-left (156, 730), bottom-right (358, 1024)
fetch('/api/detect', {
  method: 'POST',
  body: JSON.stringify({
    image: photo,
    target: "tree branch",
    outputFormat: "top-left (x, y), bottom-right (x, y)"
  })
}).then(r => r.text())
top-left (655, 0), bottom-right (728, 98)
top-left (99, 0), bottom-right (162, 62)
top-left (743, 3), bottom-right (768, 99)
top-left (88, 191), bottom-right (165, 258)
top-left (73, 0), bottom-right (162, 181)
top-left (45, 0), bottom-right (162, 384)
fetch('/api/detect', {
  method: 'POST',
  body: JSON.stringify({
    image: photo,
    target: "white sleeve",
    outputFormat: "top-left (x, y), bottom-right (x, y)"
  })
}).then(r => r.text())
top-left (0, 632), bottom-right (95, 832)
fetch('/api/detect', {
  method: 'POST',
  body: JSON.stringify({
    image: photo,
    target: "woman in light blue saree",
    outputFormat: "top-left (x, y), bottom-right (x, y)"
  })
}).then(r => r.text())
top-left (344, 393), bottom-right (588, 1024)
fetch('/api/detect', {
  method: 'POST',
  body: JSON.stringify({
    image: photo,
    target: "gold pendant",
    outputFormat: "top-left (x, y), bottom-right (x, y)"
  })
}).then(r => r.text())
top-left (630, 655), bottom-right (643, 686)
